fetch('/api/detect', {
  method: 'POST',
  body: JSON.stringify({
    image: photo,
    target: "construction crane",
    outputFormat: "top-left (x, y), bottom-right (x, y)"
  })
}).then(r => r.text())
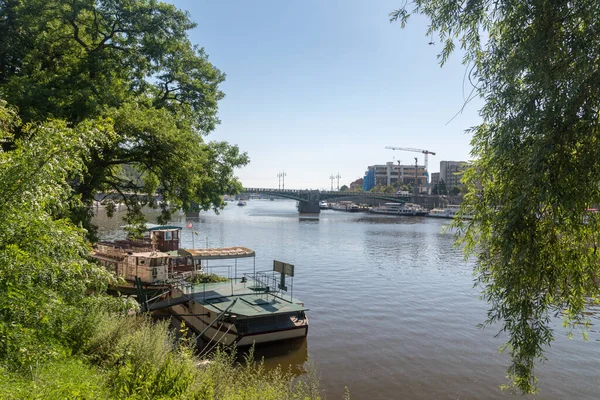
top-left (385, 147), bottom-right (436, 171)
top-left (385, 146), bottom-right (437, 193)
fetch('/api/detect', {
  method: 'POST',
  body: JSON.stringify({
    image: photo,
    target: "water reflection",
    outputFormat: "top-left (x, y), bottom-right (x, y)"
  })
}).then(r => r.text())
top-left (247, 338), bottom-right (308, 375)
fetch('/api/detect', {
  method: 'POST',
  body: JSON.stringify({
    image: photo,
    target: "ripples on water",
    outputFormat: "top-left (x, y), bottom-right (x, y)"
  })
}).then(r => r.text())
top-left (94, 200), bottom-right (600, 399)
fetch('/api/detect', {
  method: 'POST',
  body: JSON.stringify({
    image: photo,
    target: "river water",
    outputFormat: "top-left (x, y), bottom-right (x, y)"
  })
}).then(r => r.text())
top-left (94, 200), bottom-right (600, 399)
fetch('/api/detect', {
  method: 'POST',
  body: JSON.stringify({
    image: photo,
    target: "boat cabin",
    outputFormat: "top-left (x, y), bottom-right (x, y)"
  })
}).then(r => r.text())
top-left (118, 251), bottom-right (170, 284)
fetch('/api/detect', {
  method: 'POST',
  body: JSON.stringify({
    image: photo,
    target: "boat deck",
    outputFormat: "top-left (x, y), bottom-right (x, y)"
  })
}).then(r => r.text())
top-left (177, 279), bottom-right (308, 317)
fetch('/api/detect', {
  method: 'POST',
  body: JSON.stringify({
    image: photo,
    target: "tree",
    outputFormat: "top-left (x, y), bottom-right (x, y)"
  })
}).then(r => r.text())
top-left (384, 185), bottom-right (396, 194)
top-left (448, 186), bottom-right (460, 196)
top-left (0, 0), bottom-right (249, 238)
top-left (437, 179), bottom-right (447, 196)
top-left (0, 101), bottom-right (117, 370)
top-left (370, 184), bottom-right (385, 193)
top-left (339, 185), bottom-right (349, 192)
top-left (392, 0), bottom-right (600, 393)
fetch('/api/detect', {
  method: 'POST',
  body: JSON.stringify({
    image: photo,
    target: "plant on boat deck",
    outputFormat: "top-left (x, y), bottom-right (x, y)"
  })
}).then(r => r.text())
top-left (187, 272), bottom-right (230, 284)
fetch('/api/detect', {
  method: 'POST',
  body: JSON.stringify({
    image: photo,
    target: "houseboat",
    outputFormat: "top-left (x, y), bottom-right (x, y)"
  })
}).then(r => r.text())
top-left (370, 203), bottom-right (428, 216)
top-left (164, 251), bottom-right (308, 346)
top-left (92, 224), bottom-right (185, 292)
top-left (92, 225), bottom-right (309, 347)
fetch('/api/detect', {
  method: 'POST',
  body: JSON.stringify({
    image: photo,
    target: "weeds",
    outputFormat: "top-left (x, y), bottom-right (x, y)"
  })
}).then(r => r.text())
top-left (0, 311), bottom-right (325, 399)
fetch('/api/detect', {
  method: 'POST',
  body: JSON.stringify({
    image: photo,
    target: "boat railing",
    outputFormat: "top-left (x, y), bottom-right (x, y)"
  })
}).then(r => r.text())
top-left (243, 270), bottom-right (294, 304)
top-left (168, 263), bottom-right (295, 303)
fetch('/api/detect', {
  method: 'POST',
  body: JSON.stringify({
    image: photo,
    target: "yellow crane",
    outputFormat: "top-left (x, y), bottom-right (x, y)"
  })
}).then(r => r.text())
top-left (385, 146), bottom-right (437, 193)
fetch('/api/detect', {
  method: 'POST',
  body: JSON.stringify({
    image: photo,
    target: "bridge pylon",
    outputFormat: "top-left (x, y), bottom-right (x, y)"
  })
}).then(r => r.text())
top-left (297, 190), bottom-right (320, 214)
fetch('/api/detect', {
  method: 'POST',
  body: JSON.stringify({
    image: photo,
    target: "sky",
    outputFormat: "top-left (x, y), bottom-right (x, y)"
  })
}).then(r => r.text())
top-left (171, 0), bottom-right (483, 190)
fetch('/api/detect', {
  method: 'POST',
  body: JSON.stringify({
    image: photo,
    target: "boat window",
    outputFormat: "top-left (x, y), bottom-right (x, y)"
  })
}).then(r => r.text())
top-left (164, 231), bottom-right (172, 240)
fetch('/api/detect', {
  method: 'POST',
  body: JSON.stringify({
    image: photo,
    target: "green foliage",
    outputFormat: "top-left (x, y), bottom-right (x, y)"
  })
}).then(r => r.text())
top-left (0, 0), bottom-right (249, 239)
top-left (392, 0), bottom-right (600, 393)
top-left (370, 184), bottom-right (397, 194)
top-left (81, 314), bottom-right (323, 399)
top-left (0, 101), bottom-right (117, 371)
top-left (432, 179), bottom-right (447, 195)
top-left (0, 314), bottom-right (324, 400)
top-left (0, 359), bottom-right (110, 400)
top-left (0, 101), bottom-right (321, 398)
top-left (448, 186), bottom-right (460, 196)
top-left (187, 272), bottom-right (229, 284)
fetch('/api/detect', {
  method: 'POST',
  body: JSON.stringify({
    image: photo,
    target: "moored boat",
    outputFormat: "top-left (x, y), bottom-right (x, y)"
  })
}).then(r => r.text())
top-left (91, 225), bottom-right (309, 347)
top-left (369, 202), bottom-right (428, 216)
top-left (427, 205), bottom-right (472, 219)
top-left (332, 201), bottom-right (360, 212)
top-left (237, 200), bottom-right (247, 206)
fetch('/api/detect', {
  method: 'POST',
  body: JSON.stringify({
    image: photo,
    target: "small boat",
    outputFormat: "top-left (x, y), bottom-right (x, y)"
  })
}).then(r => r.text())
top-left (319, 201), bottom-right (331, 210)
top-left (370, 203), bottom-right (428, 216)
top-left (237, 200), bottom-right (247, 206)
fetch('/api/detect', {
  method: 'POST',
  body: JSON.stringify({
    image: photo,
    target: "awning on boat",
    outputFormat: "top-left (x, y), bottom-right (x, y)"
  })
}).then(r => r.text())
top-left (178, 247), bottom-right (256, 260)
top-left (120, 223), bottom-right (183, 231)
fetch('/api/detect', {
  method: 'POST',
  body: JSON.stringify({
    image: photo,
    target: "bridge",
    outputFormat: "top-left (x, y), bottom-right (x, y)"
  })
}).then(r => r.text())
top-left (241, 188), bottom-right (408, 214)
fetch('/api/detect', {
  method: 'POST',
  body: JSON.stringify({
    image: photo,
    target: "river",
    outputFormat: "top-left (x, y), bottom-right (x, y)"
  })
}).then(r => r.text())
top-left (94, 200), bottom-right (600, 399)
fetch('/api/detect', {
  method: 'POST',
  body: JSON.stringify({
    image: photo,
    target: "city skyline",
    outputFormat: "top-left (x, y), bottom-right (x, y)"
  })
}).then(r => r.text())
top-left (174, 1), bottom-right (483, 189)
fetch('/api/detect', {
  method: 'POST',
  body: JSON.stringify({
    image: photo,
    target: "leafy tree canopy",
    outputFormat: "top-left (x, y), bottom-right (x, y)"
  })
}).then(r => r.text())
top-left (0, 0), bottom-right (249, 238)
top-left (0, 101), bottom-right (122, 370)
top-left (448, 186), bottom-right (460, 196)
top-left (392, 0), bottom-right (600, 393)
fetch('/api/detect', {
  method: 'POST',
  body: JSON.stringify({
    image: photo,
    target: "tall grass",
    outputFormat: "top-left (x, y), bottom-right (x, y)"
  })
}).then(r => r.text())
top-left (0, 312), bottom-right (325, 399)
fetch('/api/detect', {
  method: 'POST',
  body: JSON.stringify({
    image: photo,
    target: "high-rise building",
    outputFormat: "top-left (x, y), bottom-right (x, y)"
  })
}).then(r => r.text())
top-left (439, 161), bottom-right (468, 188)
top-left (430, 172), bottom-right (440, 188)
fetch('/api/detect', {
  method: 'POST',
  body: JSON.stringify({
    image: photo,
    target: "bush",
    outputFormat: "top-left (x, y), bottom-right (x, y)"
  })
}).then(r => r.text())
top-left (187, 272), bottom-right (229, 284)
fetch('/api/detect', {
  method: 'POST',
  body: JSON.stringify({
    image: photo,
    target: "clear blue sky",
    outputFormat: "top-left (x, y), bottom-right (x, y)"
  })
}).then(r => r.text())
top-left (171, 0), bottom-right (483, 189)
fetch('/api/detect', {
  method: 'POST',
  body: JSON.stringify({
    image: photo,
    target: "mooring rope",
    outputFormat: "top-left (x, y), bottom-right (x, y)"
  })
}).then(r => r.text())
top-left (200, 322), bottom-right (234, 357)
top-left (198, 320), bottom-right (224, 357)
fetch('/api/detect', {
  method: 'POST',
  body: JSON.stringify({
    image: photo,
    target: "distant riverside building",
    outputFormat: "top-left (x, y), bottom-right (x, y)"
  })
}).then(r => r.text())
top-left (430, 172), bottom-right (440, 188)
top-left (362, 162), bottom-right (427, 193)
top-left (439, 161), bottom-right (468, 188)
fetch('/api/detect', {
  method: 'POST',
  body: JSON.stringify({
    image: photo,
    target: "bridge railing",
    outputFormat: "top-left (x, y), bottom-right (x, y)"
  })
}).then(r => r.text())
top-left (242, 188), bottom-right (301, 194)
top-left (242, 188), bottom-right (409, 199)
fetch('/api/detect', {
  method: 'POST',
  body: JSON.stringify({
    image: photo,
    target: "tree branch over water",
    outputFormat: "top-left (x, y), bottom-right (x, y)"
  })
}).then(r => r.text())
top-left (392, 0), bottom-right (600, 393)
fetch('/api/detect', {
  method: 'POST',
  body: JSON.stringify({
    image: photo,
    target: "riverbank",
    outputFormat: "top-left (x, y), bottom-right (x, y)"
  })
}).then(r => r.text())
top-left (0, 313), bottom-right (322, 400)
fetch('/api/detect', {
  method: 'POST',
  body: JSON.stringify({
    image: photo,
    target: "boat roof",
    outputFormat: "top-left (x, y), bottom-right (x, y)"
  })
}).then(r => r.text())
top-left (121, 223), bottom-right (182, 231)
top-left (186, 280), bottom-right (307, 316)
top-left (178, 246), bottom-right (255, 260)
top-left (129, 251), bottom-right (170, 258)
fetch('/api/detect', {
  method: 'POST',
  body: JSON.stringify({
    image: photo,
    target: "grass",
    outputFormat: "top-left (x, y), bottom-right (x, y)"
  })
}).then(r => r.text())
top-left (0, 313), bottom-right (324, 400)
